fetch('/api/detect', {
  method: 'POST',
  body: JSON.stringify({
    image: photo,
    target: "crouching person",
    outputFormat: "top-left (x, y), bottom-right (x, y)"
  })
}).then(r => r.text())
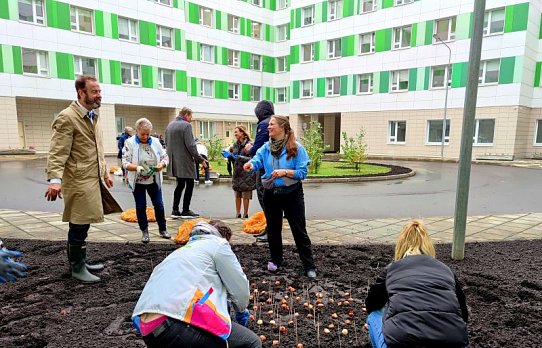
top-left (132, 220), bottom-right (262, 348)
top-left (364, 219), bottom-right (469, 348)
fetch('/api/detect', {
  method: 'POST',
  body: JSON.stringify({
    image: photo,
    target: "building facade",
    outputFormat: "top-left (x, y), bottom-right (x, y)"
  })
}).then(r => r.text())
top-left (0, 0), bottom-right (541, 159)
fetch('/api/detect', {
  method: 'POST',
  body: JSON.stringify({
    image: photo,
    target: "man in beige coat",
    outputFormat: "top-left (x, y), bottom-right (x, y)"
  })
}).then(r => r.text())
top-left (45, 75), bottom-right (121, 283)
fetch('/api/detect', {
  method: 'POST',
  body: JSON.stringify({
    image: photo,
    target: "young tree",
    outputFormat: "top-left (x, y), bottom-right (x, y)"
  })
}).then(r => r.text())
top-left (341, 130), bottom-right (367, 171)
top-left (204, 135), bottom-right (224, 161)
top-left (301, 120), bottom-right (328, 174)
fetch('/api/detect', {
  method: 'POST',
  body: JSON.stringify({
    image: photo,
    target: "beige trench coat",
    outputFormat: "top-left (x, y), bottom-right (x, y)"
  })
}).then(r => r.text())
top-left (47, 101), bottom-right (121, 224)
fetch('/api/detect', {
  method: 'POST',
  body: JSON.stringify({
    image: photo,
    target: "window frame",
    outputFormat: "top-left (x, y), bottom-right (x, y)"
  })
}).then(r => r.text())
top-left (534, 120), bottom-right (542, 146)
top-left (328, 0), bottom-right (343, 21)
top-left (393, 25), bottom-right (412, 50)
top-left (252, 21), bottom-right (262, 40)
top-left (473, 119), bottom-right (495, 146)
top-left (359, 32), bottom-right (375, 55)
top-left (156, 25), bottom-right (173, 49)
top-left (73, 55), bottom-right (97, 78)
top-left (388, 121), bottom-right (407, 144)
top-left (227, 49), bottom-right (240, 68)
top-left (199, 121), bottom-right (216, 139)
top-left (201, 79), bottom-right (214, 98)
top-left (327, 39), bottom-right (342, 59)
top-left (276, 56), bottom-right (287, 73)
top-left (483, 8), bottom-right (505, 36)
top-left (70, 6), bottom-right (94, 34)
top-left (121, 63), bottom-right (140, 87)
top-left (302, 6), bottom-right (315, 27)
top-left (18, 0), bottom-right (46, 25)
top-left (433, 17), bottom-right (456, 43)
top-left (277, 24), bottom-right (288, 42)
top-left (360, 0), bottom-right (376, 14)
top-left (426, 119), bottom-right (451, 145)
top-left (395, 0), bottom-right (414, 5)
top-left (276, 87), bottom-right (287, 103)
top-left (277, 0), bottom-right (289, 10)
top-left (251, 54), bottom-right (262, 71)
top-left (200, 44), bottom-right (215, 64)
top-left (22, 48), bottom-right (49, 77)
top-left (199, 7), bottom-right (213, 28)
top-left (228, 83), bottom-right (240, 100)
top-left (118, 16), bottom-right (139, 42)
top-left (154, 0), bottom-right (172, 6)
top-left (301, 79), bottom-right (313, 98)
top-left (228, 14), bottom-right (240, 34)
top-left (252, 0), bottom-right (262, 7)
top-left (479, 59), bottom-right (500, 85)
top-left (357, 73), bottom-right (374, 94)
top-left (326, 76), bottom-right (341, 97)
top-left (158, 68), bottom-right (174, 90)
top-left (430, 65), bottom-right (453, 89)
top-left (390, 69), bottom-right (409, 92)
top-left (251, 85), bottom-right (262, 102)
top-left (301, 43), bottom-right (314, 63)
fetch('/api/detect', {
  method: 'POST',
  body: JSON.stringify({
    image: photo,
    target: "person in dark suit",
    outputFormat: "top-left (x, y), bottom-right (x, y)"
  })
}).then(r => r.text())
top-left (165, 107), bottom-right (207, 219)
top-left (117, 126), bottom-right (133, 177)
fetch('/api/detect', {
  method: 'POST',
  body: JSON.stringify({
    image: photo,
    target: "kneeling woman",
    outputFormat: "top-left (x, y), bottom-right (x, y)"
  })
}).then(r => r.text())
top-left (132, 220), bottom-right (261, 348)
top-left (365, 219), bottom-right (469, 348)
top-left (122, 118), bottom-right (170, 243)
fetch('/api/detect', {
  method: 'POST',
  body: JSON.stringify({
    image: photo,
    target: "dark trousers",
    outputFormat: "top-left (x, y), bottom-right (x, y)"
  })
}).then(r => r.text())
top-left (255, 170), bottom-right (265, 210)
top-left (173, 177), bottom-right (195, 212)
top-left (195, 155), bottom-right (210, 181)
top-left (142, 319), bottom-right (261, 348)
top-left (133, 182), bottom-right (167, 231)
top-left (68, 223), bottom-right (90, 246)
top-left (263, 183), bottom-right (315, 272)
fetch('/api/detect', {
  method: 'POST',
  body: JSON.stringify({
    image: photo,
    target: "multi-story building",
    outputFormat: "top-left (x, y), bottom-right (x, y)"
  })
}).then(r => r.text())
top-left (0, 0), bottom-right (541, 160)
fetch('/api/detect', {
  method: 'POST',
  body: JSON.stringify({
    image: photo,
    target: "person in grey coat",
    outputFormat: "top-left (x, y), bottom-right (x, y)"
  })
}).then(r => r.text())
top-left (165, 107), bottom-right (206, 219)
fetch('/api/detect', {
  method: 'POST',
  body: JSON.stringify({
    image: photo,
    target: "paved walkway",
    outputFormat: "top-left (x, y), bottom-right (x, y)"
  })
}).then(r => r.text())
top-left (0, 209), bottom-right (540, 245)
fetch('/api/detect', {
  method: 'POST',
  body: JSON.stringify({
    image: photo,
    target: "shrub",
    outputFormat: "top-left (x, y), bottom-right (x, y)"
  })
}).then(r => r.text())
top-left (341, 130), bottom-right (367, 171)
top-left (203, 135), bottom-right (224, 161)
top-left (301, 120), bottom-right (328, 174)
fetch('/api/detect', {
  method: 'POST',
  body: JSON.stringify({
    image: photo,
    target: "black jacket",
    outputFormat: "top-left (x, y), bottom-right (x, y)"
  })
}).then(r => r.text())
top-left (249, 100), bottom-right (274, 157)
top-left (231, 140), bottom-right (256, 192)
top-left (117, 133), bottom-right (130, 159)
top-left (365, 255), bottom-right (468, 348)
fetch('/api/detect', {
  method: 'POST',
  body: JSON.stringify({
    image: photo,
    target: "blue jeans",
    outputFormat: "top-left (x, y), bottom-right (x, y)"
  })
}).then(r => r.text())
top-left (195, 155), bottom-right (210, 181)
top-left (133, 182), bottom-right (167, 231)
top-left (367, 309), bottom-right (387, 348)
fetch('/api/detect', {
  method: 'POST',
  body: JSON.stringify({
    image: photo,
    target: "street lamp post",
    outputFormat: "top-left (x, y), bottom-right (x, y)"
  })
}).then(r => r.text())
top-left (433, 34), bottom-right (452, 160)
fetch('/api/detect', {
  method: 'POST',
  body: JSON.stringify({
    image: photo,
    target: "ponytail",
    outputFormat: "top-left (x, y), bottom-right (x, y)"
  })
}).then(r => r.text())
top-left (394, 219), bottom-right (436, 260)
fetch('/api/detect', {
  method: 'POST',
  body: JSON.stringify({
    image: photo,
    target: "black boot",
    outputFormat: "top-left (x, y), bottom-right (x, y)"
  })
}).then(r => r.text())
top-left (81, 242), bottom-right (104, 272)
top-left (159, 229), bottom-right (171, 239)
top-left (68, 244), bottom-right (100, 283)
top-left (141, 229), bottom-right (150, 244)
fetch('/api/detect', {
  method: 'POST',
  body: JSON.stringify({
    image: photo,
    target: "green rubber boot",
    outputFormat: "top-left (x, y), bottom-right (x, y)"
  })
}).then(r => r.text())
top-left (68, 244), bottom-right (100, 283)
top-left (81, 242), bottom-right (104, 272)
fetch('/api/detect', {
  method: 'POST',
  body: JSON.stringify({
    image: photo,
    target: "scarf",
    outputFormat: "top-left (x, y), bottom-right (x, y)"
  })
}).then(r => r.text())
top-left (270, 136), bottom-right (287, 158)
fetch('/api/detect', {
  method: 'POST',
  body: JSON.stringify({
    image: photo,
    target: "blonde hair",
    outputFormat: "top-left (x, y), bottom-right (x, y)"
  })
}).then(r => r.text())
top-left (271, 115), bottom-right (298, 160)
top-left (394, 219), bottom-right (436, 260)
top-left (135, 118), bottom-right (153, 131)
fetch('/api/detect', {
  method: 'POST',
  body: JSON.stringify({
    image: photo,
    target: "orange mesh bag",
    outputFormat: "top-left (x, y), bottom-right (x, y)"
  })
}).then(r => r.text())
top-left (242, 211), bottom-right (267, 235)
top-left (174, 218), bottom-right (209, 245)
top-left (109, 165), bottom-right (121, 173)
top-left (120, 208), bottom-right (156, 222)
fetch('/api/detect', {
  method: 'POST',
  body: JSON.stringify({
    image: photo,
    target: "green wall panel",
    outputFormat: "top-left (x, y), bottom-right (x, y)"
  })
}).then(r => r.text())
top-left (295, 8), bottom-right (301, 29)
top-left (109, 60), bottom-right (121, 85)
top-left (424, 20), bottom-right (434, 45)
top-left (215, 80), bottom-right (227, 99)
top-left (290, 45), bottom-right (299, 65)
top-left (535, 62), bottom-right (542, 87)
top-left (189, 77), bottom-right (198, 96)
top-left (139, 21), bottom-right (157, 46)
top-left (314, 41), bottom-right (321, 61)
top-left (175, 29), bottom-right (182, 51)
top-left (375, 29), bottom-right (392, 52)
top-left (455, 13), bottom-right (471, 40)
top-left (263, 56), bottom-right (275, 73)
top-left (504, 3), bottom-right (529, 33)
top-left (240, 52), bottom-right (251, 69)
top-left (342, 35), bottom-right (355, 57)
top-left (110, 14), bottom-right (118, 39)
top-left (317, 78), bottom-right (325, 97)
top-left (343, 0), bottom-right (355, 17)
top-left (540, 14), bottom-right (542, 39)
top-left (451, 62), bottom-right (468, 88)
top-left (321, 2), bottom-right (327, 23)
top-left (0, 46), bottom-right (3, 73)
top-left (292, 80), bottom-right (300, 99)
top-left (12, 46), bottom-right (22, 74)
top-left (176, 70), bottom-right (187, 92)
top-left (0, 1), bottom-right (11, 20)
top-left (242, 84), bottom-right (251, 101)
top-left (240, 18), bottom-right (246, 35)
top-left (513, 56), bottom-right (523, 83)
top-left (187, 3), bottom-right (199, 24)
top-left (95, 10), bottom-right (105, 37)
top-left (141, 65), bottom-right (153, 88)
top-left (408, 68), bottom-right (417, 91)
top-left (498, 57), bottom-right (515, 84)
top-left (215, 10), bottom-right (222, 30)
top-left (378, 71), bottom-right (389, 93)
top-left (46, 0), bottom-right (70, 30)
top-left (411, 23), bottom-right (417, 47)
top-left (340, 75), bottom-right (348, 96)
top-left (382, 0), bottom-right (394, 9)
top-left (424, 66), bottom-right (430, 90)
top-left (55, 52), bottom-right (74, 79)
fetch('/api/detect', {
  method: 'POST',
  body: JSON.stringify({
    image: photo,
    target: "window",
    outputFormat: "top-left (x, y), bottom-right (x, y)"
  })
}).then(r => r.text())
top-left (328, 0), bottom-right (343, 21)
top-left (228, 83), bottom-right (240, 100)
top-left (18, 0), bottom-right (45, 25)
top-left (359, 32), bottom-right (375, 54)
top-left (301, 79), bottom-right (313, 98)
top-left (431, 65), bottom-right (453, 88)
top-left (201, 79), bottom-right (214, 97)
top-left (327, 77), bottom-right (340, 96)
top-left (158, 69), bottom-right (174, 90)
top-left (483, 8), bottom-right (505, 36)
top-left (228, 50), bottom-right (240, 67)
top-left (278, 0), bottom-right (289, 10)
top-left (390, 70), bottom-right (409, 92)
top-left (395, 0), bottom-right (413, 5)
top-left (360, 0), bottom-right (375, 13)
top-left (252, 22), bottom-right (262, 40)
top-left (115, 116), bottom-right (125, 136)
top-left (70, 6), bottom-right (93, 33)
top-left (200, 44), bottom-right (214, 63)
top-left (200, 7), bottom-right (213, 27)
top-left (434, 17), bottom-right (456, 42)
top-left (252, 0), bottom-right (262, 6)
top-left (228, 15), bottom-right (240, 34)
top-left (277, 25), bottom-right (288, 41)
top-left (22, 48), bottom-right (48, 77)
top-left (277, 56), bottom-right (287, 72)
top-left (393, 25), bottom-right (411, 49)
top-left (535, 120), bottom-right (542, 145)
top-left (73, 56), bottom-right (97, 77)
top-left (251, 54), bottom-right (261, 70)
top-left (427, 120), bottom-right (450, 144)
top-left (389, 121), bottom-right (407, 144)
top-left (328, 39), bottom-right (342, 59)
top-left (156, 26), bottom-right (173, 48)
top-left (357, 73), bottom-right (373, 94)
top-left (118, 17), bottom-right (138, 42)
top-left (200, 121), bottom-right (216, 139)
top-left (302, 6), bottom-right (314, 26)
top-left (473, 119), bottom-right (495, 145)
top-left (479, 59), bottom-right (500, 85)
top-left (121, 63), bottom-right (140, 86)
top-left (302, 43), bottom-right (314, 62)
top-left (154, 0), bottom-right (171, 5)
top-left (277, 87), bottom-right (287, 103)
top-left (251, 86), bottom-right (261, 102)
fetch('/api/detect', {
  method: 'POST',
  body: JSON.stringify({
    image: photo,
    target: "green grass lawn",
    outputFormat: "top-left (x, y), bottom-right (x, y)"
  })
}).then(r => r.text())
top-left (207, 160), bottom-right (390, 177)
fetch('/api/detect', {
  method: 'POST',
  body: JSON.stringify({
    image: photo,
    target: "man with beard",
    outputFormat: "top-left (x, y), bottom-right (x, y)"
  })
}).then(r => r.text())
top-left (45, 75), bottom-right (121, 283)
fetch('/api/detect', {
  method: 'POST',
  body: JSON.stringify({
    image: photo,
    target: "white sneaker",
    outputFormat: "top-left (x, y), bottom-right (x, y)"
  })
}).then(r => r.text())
top-left (204, 180), bottom-right (213, 185)
top-left (194, 179), bottom-right (199, 185)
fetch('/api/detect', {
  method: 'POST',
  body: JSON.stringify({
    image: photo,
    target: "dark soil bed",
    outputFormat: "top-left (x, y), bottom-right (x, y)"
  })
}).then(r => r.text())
top-left (1, 239), bottom-right (540, 347)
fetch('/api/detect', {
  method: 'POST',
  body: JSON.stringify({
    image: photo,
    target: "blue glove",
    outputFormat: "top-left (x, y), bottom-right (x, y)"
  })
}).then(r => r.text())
top-left (236, 309), bottom-right (250, 327)
top-left (222, 150), bottom-right (232, 159)
top-left (231, 154), bottom-right (239, 160)
top-left (0, 249), bottom-right (27, 283)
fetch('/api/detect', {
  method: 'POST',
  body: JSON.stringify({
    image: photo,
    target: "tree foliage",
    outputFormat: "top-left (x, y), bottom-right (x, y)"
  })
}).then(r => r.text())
top-left (301, 120), bottom-right (328, 174)
top-left (203, 135), bottom-right (224, 161)
top-left (341, 130), bottom-right (367, 171)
